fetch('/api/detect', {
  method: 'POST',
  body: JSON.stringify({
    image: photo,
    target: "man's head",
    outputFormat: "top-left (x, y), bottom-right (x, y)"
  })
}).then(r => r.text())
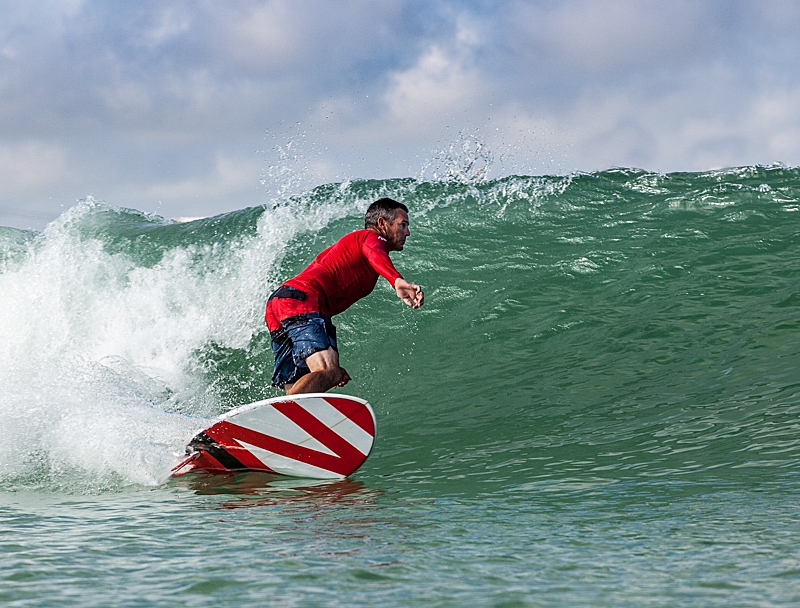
top-left (365, 198), bottom-right (410, 251)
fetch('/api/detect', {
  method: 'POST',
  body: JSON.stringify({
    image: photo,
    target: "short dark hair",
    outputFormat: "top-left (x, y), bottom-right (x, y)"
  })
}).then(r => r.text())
top-left (364, 198), bottom-right (408, 229)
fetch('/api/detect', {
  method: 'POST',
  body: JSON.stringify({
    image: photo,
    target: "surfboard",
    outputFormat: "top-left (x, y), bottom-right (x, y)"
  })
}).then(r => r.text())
top-left (171, 393), bottom-right (376, 480)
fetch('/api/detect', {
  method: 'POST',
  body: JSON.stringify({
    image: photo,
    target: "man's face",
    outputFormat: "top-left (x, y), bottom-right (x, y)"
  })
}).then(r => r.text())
top-left (382, 209), bottom-right (410, 251)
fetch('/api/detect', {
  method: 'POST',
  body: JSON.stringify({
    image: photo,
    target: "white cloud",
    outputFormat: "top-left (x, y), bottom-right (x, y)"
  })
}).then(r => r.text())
top-left (755, 0), bottom-right (800, 33)
top-left (139, 151), bottom-right (263, 205)
top-left (544, 1), bottom-right (706, 70)
top-left (0, 141), bottom-right (71, 194)
top-left (140, 6), bottom-right (192, 49)
top-left (357, 13), bottom-right (490, 144)
top-left (214, 1), bottom-right (301, 70)
top-left (747, 87), bottom-right (800, 162)
top-left (501, 0), bottom-right (714, 78)
top-left (384, 45), bottom-right (484, 133)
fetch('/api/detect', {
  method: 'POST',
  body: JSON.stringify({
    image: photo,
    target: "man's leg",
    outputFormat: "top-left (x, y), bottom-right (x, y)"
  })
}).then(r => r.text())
top-left (285, 347), bottom-right (350, 395)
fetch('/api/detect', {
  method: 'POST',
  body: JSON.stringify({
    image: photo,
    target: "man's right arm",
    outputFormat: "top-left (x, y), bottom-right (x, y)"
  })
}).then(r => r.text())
top-left (361, 233), bottom-right (403, 286)
top-left (362, 232), bottom-right (423, 308)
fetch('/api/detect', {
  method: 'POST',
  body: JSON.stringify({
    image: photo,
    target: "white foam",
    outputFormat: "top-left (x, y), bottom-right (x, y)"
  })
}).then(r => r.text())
top-left (0, 193), bottom-right (366, 491)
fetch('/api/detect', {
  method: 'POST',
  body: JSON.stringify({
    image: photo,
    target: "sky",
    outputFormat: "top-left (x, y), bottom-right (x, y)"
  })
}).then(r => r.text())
top-left (2, 0), bottom-right (800, 230)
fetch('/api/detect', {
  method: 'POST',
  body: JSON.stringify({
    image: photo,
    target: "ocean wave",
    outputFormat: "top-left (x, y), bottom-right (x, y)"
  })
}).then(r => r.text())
top-left (2, 168), bottom-right (799, 492)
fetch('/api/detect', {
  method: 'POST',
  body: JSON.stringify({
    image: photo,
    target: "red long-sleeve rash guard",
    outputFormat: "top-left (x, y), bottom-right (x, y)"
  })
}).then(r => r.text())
top-left (266, 230), bottom-right (402, 331)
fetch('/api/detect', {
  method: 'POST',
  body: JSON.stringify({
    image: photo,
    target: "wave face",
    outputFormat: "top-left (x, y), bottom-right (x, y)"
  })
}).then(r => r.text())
top-left (2, 167), bottom-right (800, 492)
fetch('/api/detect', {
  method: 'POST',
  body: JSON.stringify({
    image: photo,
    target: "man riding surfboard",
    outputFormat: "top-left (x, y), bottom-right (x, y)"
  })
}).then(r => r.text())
top-left (265, 198), bottom-right (424, 394)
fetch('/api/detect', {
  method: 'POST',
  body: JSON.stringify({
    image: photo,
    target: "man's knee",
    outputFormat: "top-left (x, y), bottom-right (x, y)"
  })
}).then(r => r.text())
top-left (305, 347), bottom-right (340, 372)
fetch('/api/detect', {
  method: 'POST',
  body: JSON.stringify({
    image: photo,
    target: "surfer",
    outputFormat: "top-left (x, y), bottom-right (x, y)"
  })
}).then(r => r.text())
top-left (265, 197), bottom-right (424, 394)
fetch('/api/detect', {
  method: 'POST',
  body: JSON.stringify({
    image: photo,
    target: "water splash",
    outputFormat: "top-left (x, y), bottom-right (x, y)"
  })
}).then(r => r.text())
top-left (419, 128), bottom-right (494, 184)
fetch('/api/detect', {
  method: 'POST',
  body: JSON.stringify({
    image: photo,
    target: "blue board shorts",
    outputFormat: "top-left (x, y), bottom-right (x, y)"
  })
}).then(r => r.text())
top-left (269, 313), bottom-right (338, 389)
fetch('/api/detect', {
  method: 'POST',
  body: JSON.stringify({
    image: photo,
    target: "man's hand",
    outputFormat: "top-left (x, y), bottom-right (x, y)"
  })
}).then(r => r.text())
top-left (394, 277), bottom-right (424, 309)
top-left (336, 367), bottom-right (351, 387)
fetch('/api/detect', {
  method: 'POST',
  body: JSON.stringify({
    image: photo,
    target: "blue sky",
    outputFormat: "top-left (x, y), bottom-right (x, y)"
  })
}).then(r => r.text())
top-left (2, 0), bottom-right (800, 230)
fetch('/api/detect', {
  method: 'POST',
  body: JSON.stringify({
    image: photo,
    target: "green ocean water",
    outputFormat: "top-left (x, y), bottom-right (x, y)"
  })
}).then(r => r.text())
top-left (2, 166), bottom-right (800, 606)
